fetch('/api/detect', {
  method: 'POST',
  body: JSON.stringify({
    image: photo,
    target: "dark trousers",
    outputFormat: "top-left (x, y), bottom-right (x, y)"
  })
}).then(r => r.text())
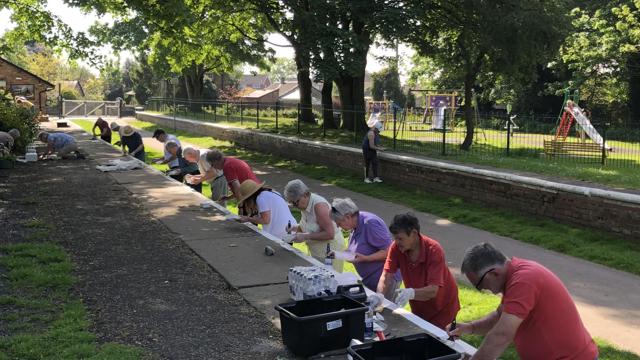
top-left (101, 134), bottom-right (112, 144)
top-left (133, 151), bottom-right (146, 162)
top-left (363, 149), bottom-right (378, 179)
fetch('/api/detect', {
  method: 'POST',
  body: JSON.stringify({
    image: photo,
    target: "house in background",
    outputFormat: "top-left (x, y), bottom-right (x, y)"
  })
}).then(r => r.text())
top-left (240, 80), bottom-right (323, 105)
top-left (0, 56), bottom-right (55, 113)
top-left (238, 74), bottom-right (271, 90)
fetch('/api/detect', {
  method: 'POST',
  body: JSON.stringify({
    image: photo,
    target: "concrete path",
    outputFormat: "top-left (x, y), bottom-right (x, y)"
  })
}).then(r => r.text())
top-left (116, 118), bottom-right (640, 354)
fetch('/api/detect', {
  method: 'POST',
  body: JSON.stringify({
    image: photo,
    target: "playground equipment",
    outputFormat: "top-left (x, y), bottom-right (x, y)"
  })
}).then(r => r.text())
top-left (545, 89), bottom-right (611, 159)
top-left (366, 100), bottom-right (390, 129)
top-left (556, 90), bottom-right (610, 149)
top-left (408, 89), bottom-right (459, 131)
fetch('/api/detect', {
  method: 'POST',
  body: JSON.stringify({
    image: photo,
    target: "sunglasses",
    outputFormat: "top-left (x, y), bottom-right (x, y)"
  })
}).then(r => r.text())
top-left (475, 268), bottom-right (495, 291)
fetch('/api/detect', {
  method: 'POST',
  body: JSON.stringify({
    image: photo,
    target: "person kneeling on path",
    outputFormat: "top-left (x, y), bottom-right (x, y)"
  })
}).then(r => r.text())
top-left (447, 243), bottom-right (598, 360)
top-left (91, 117), bottom-right (112, 143)
top-left (377, 213), bottom-right (459, 330)
top-left (182, 147), bottom-right (227, 200)
top-left (0, 129), bottom-right (20, 152)
top-left (362, 113), bottom-right (384, 184)
top-left (37, 131), bottom-right (85, 160)
top-left (204, 149), bottom-right (260, 205)
top-left (119, 125), bottom-right (145, 162)
top-left (284, 179), bottom-right (346, 272)
top-left (237, 179), bottom-right (297, 239)
top-left (152, 128), bottom-right (181, 170)
top-left (330, 197), bottom-right (401, 299)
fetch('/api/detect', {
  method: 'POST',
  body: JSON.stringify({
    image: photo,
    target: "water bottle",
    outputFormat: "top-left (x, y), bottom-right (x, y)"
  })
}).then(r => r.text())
top-left (364, 305), bottom-right (374, 339)
top-left (324, 243), bottom-right (333, 268)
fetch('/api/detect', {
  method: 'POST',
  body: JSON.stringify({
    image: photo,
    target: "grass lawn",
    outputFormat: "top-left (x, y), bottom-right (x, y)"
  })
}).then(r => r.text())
top-left (74, 119), bottom-right (640, 359)
top-left (146, 109), bottom-right (640, 189)
top-left (0, 242), bottom-right (144, 360)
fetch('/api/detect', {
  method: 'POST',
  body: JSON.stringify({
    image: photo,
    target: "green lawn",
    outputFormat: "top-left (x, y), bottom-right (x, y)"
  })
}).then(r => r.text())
top-left (146, 109), bottom-right (640, 189)
top-left (0, 242), bottom-right (144, 360)
top-left (74, 119), bottom-right (640, 359)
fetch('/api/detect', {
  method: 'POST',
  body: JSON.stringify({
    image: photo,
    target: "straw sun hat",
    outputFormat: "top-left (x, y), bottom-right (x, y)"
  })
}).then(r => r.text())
top-left (120, 125), bottom-right (134, 137)
top-left (237, 179), bottom-right (269, 205)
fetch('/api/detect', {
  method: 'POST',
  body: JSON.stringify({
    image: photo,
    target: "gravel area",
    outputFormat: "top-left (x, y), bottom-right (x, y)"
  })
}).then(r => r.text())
top-left (0, 140), bottom-right (290, 359)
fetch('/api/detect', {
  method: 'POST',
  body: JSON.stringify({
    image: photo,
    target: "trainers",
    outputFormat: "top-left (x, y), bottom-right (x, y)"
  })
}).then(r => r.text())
top-left (373, 177), bottom-right (383, 183)
top-left (364, 178), bottom-right (373, 184)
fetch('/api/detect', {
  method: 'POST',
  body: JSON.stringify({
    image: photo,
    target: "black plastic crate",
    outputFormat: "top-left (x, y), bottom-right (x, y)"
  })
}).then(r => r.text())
top-left (336, 283), bottom-right (367, 303)
top-left (275, 294), bottom-right (367, 357)
top-left (348, 333), bottom-right (462, 360)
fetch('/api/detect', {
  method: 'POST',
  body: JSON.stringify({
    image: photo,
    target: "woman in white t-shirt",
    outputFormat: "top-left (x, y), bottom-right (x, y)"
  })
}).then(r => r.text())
top-left (237, 180), bottom-right (297, 239)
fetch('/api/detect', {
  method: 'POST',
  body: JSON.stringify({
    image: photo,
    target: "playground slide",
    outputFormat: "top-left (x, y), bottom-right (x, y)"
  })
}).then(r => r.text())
top-left (566, 104), bottom-right (612, 150)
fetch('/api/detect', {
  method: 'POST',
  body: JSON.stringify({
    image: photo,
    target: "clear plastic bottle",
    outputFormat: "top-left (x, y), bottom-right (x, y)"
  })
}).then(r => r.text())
top-left (324, 243), bottom-right (333, 268)
top-left (364, 304), bottom-right (374, 339)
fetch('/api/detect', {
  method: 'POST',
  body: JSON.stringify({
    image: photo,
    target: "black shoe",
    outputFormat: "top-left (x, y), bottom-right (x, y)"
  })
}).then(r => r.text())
top-left (76, 152), bottom-right (86, 160)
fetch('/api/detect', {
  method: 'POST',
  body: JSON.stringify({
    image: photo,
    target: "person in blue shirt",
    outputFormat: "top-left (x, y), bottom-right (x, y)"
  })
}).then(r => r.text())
top-left (37, 131), bottom-right (84, 159)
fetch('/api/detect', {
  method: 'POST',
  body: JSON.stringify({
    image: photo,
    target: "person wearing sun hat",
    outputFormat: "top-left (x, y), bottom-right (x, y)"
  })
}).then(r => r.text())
top-left (236, 179), bottom-right (297, 239)
top-left (362, 112), bottom-right (385, 184)
top-left (119, 125), bottom-right (145, 161)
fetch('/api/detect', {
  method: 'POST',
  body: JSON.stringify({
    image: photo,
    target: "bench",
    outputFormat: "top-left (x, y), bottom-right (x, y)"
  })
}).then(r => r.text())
top-left (543, 140), bottom-right (606, 159)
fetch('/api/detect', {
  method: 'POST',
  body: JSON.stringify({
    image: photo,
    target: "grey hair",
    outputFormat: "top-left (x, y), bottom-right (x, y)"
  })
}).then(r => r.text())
top-left (284, 179), bottom-right (310, 202)
top-left (205, 149), bottom-right (224, 164)
top-left (182, 147), bottom-right (199, 158)
top-left (461, 243), bottom-right (508, 276)
top-left (165, 140), bottom-right (179, 151)
top-left (8, 129), bottom-right (20, 139)
top-left (330, 197), bottom-right (359, 221)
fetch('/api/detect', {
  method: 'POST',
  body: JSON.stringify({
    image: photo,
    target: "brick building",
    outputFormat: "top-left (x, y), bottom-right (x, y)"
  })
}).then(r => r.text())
top-left (0, 57), bottom-right (55, 113)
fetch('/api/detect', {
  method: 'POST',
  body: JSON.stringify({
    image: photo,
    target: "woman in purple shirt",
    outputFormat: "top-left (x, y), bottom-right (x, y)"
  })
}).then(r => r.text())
top-left (330, 197), bottom-right (401, 298)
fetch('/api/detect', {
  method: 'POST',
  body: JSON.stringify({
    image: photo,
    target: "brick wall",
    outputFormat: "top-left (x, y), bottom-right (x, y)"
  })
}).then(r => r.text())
top-left (137, 112), bottom-right (640, 238)
top-left (0, 59), bottom-right (53, 112)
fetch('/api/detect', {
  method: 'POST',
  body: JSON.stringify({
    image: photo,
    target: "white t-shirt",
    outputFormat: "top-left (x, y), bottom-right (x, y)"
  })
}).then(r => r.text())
top-left (197, 149), bottom-right (223, 182)
top-left (256, 190), bottom-right (297, 239)
top-left (164, 134), bottom-right (181, 168)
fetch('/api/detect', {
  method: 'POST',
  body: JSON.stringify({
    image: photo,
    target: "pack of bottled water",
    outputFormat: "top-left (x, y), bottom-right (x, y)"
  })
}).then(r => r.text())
top-left (288, 266), bottom-right (339, 300)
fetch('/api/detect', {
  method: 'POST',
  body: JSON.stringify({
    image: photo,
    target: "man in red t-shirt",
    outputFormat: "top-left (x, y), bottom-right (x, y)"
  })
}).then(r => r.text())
top-left (204, 149), bottom-right (259, 203)
top-left (377, 213), bottom-right (459, 330)
top-left (448, 243), bottom-right (598, 360)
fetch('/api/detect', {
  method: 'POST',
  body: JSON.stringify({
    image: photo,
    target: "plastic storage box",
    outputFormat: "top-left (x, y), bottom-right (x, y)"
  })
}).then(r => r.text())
top-left (275, 294), bottom-right (367, 356)
top-left (348, 333), bottom-right (462, 360)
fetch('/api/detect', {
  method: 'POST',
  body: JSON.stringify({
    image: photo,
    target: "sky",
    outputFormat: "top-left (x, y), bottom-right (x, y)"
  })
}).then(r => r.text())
top-left (0, 1), bottom-right (414, 81)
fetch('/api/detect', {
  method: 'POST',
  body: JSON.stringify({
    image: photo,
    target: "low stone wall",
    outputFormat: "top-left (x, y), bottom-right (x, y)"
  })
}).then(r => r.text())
top-left (137, 112), bottom-right (640, 238)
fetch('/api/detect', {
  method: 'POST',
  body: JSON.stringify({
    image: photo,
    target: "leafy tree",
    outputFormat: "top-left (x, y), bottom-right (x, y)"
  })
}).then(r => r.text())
top-left (0, 1), bottom-right (93, 59)
top-left (560, 1), bottom-right (640, 122)
top-left (404, 0), bottom-right (568, 150)
top-left (77, 0), bottom-right (271, 107)
top-left (371, 64), bottom-right (405, 105)
top-left (100, 59), bottom-right (124, 101)
top-left (268, 57), bottom-right (296, 83)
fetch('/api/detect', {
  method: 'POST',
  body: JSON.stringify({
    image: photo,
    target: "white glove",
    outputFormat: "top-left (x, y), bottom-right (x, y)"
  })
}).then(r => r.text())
top-left (394, 288), bottom-right (415, 307)
top-left (366, 293), bottom-right (385, 309)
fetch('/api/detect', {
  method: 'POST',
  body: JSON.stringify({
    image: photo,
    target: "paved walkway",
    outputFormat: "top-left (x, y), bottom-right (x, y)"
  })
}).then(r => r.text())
top-left (118, 118), bottom-right (640, 354)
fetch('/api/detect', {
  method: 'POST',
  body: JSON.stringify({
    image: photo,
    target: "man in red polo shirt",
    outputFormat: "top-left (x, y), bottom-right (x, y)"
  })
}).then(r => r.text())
top-left (204, 149), bottom-right (260, 203)
top-left (377, 213), bottom-right (459, 330)
top-left (448, 243), bottom-right (598, 360)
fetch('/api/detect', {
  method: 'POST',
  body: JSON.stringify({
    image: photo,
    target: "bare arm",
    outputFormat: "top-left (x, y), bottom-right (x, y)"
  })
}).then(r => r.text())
top-left (302, 203), bottom-right (335, 241)
top-left (91, 123), bottom-right (99, 136)
top-left (412, 285), bottom-right (439, 301)
top-left (229, 179), bottom-right (242, 201)
top-left (355, 249), bottom-right (388, 263)
top-left (376, 270), bottom-right (396, 300)
top-left (470, 312), bottom-right (522, 360)
top-left (448, 308), bottom-right (501, 337)
top-left (241, 210), bottom-right (271, 225)
top-left (130, 144), bottom-right (144, 155)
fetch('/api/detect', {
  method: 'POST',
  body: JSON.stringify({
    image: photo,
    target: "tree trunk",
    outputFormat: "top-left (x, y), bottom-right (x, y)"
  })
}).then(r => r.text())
top-left (337, 76), bottom-right (354, 130)
top-left (322, 80), bottom-right (337, 128)
top-left (460, 73), bottom-right (475, 150)
top-left (628, 52), bottom-right (640, 124)
top-left (294, 50), bottom-right (314, 123)
top-left (183, 63), bottom-right (205, 112)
